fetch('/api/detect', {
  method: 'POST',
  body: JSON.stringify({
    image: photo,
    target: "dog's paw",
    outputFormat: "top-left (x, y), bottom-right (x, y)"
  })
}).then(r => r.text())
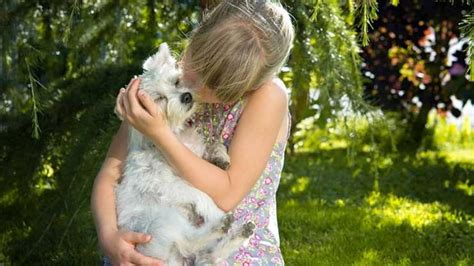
top-left (242, 222), bottom-right (256, 238)
top-left (210, 157), bottom-right (231, 170)
top-left (204, 142), bottom-right (231, 170)
top-left (221, 214), bottom-right (234, 233)
top-left (195, 253), bottom-right (215, 265)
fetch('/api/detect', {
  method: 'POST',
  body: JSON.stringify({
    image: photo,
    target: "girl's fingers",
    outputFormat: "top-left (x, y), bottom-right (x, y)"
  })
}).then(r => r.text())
top-left (122, 87), bottom-right (131, 116)
top-left (115, 89), bottom-right (125, 120)
top-left (127, 77), bottom-right (136, 88)
top-left (122, 231), bottom-right (151, 244)
top-left (120, 88), bottom-right (127, 113)
top-left (123, 76), bottom-right (139, 115)
top-left (126, 78), bottom-right (141, 116)
top-left (137, 90), bottom-right (157, 116)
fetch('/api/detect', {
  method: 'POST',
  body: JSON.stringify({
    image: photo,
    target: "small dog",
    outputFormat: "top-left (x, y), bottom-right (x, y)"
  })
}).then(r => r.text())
top-left (114, 43), bottom-right (255, 265)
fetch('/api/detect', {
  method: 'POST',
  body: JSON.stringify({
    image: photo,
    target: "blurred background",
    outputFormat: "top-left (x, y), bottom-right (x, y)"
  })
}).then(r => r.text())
top-left (0, 0), bottom-right (473, 264)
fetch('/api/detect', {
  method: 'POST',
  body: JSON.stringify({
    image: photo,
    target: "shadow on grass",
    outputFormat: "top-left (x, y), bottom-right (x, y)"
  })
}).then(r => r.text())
top-left (280, 149), bottom-right (474, 216)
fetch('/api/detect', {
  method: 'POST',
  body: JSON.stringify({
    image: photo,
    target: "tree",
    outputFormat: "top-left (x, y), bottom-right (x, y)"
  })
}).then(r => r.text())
top-left (361, 0), bottom-right (474, 145)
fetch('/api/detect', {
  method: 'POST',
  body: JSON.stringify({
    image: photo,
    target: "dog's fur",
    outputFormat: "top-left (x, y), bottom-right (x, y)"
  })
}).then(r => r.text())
top-left (114, 43), bottom-right (255, 265)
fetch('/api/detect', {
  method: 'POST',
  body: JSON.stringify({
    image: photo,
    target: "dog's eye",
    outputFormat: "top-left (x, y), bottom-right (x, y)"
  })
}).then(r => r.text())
top-left (174, 78), bottom-right (180, 87)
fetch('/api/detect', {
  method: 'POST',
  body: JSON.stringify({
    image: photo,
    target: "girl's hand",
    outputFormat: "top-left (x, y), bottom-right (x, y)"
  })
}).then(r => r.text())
top-left (99, 228), bottom-right (165, 266)
top-left (115, 77), bottom-right (168, 139)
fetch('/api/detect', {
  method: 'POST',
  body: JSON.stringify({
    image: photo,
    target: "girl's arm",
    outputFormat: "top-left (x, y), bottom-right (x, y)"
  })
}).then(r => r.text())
top-left (90, 119), bottom-right (164, 266)
top-left (125, 79), bottom-right (288, 212)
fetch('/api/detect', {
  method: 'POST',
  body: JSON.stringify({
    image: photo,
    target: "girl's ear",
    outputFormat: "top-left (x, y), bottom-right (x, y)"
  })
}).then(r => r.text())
top-left (143, 42), bottom-right (175, 71)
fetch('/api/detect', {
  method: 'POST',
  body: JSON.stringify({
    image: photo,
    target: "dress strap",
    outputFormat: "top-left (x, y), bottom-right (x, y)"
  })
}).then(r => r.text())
top-left (286, 111), bottom-right (292, 141)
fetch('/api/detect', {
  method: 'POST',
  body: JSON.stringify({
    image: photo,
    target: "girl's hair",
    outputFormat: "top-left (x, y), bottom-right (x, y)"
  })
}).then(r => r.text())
top-left (182, 0), bottom-right (295, 103)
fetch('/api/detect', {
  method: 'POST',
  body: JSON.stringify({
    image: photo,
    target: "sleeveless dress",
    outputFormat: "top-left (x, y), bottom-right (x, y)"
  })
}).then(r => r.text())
top-left (190, 96), bottom-right (290, 265)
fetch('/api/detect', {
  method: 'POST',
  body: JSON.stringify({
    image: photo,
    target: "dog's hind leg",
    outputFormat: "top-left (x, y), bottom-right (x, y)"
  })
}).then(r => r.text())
top-left (209, 221), bottom-right (256, 260)
top-left (166, 244), bottom-right (186, 266)
top-left (189, 213), bottom-right (234, 249)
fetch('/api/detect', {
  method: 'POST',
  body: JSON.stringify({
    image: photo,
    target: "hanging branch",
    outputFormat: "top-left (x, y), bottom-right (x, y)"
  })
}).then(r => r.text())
top-left (62, 0), bottom-right (79, 45)
top-left (26, 59), bottom-right (43, 139)
top-left (354, 0), bottom-right (378, 46)
top-left (460, 10), bottom-right (474, 80)
top-left (25, 56), bottom-right (48, 139)
top-left (309, 1), bottom-right (366, 103)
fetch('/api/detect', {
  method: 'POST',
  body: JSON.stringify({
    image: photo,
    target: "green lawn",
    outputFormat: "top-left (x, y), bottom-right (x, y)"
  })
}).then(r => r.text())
top-left (278, 149), bottom-right (474, 265)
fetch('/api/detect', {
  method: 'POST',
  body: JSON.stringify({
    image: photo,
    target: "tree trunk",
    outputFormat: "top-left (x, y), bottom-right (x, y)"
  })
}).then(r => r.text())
top-left (146, 0), bottom-right (157, 34)
top-left (410, 103), bottom-right (431, 147)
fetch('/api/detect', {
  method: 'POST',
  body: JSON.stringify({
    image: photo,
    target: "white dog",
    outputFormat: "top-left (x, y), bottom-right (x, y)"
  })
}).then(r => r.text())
top-left (114, 43), bottom-right (255, 266)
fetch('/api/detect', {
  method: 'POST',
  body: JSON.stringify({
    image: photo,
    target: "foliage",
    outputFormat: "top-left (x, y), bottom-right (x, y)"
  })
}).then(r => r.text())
top-left (281, 0), bottom-right (378, 153)
top-left (361, 0), bottom-right (474, 145)
top-left (460, 10), bottom-right (474, 79)
top-left (354, 0), bottom-right (379, 46)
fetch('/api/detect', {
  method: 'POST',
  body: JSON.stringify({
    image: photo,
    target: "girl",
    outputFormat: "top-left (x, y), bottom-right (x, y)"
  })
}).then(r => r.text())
top-left (91, 1), bottom-right (295, 265)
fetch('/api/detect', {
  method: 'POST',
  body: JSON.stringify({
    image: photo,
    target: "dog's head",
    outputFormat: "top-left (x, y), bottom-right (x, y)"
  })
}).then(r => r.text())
top-left (139, 43), bottom-right (196, 132)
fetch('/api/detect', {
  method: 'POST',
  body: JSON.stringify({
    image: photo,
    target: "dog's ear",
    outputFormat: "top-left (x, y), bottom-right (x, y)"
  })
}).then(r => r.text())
top-left (143, 42), bottom-right (175, 71)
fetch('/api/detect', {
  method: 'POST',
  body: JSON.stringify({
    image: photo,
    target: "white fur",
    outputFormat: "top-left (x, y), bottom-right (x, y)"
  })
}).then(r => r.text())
top-left (114, 43), bottom-right (252, 266)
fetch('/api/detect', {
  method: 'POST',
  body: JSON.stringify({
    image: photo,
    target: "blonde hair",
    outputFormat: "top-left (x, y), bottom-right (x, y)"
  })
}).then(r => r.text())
top-left (182, 0), bottom-right (295, 103)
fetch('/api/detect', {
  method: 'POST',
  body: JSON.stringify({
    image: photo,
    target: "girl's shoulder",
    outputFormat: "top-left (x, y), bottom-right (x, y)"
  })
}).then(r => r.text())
top-left (241, 76), bottom-right (289, 111)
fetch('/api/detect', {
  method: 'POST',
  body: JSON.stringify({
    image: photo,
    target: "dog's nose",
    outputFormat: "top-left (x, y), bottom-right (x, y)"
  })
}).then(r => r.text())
top-left (180, 92), bottom-right (193, 104)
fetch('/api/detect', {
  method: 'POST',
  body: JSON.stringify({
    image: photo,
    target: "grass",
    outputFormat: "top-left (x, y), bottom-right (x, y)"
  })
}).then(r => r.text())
top-left (277, 148), bottom-right (474, 265)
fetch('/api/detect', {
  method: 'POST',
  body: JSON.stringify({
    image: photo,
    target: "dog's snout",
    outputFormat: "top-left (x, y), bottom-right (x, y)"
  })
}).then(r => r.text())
top-left (180, 92), bottom-right (193, 104)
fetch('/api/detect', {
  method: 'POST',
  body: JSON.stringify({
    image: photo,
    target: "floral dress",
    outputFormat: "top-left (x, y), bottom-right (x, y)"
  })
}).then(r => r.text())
top-left (191, 96), bottom-right (290, 265)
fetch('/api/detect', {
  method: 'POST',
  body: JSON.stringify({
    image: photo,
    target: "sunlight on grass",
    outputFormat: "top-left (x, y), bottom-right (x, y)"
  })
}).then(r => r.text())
top-left (439, 150), bottom-right (474, 165)
top-left (456, 179), bottom-right (474, 196)
top-left (426, 110), bottom-right (474, 150)
top-left (290, 176), bottom-right (310, 194)
top-left (418, 149), bottom-right (474, 168)
top-left (335, 198), bottom-right (346, 207)
top-left (457, 258), bottom-right (473, 266)
top-left (364, 191), bottom-right (450, 229)
top-left (279, 191), bottom-right (473, 265)
top-left (353, 249), bottom-right (380, 265)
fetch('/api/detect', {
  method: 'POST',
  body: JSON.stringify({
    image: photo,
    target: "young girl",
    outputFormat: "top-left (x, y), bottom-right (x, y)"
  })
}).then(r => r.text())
top-left (91, 1), bottom-right (294, 265)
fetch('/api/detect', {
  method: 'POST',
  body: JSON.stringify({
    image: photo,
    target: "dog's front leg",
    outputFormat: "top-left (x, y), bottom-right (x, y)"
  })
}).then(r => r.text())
top-left (203, 142), bottom-right (230, 170)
